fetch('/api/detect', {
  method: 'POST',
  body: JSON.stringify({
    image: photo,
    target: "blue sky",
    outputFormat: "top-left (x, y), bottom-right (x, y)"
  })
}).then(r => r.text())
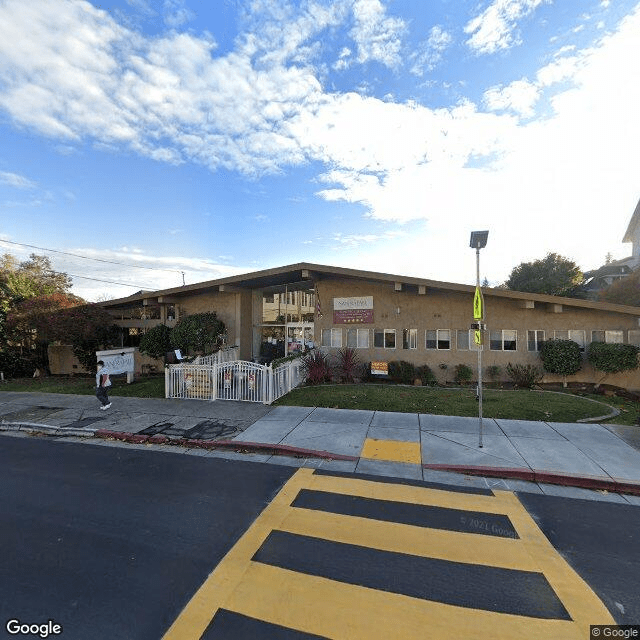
top-left (0, 0), bottom-right (639, 301)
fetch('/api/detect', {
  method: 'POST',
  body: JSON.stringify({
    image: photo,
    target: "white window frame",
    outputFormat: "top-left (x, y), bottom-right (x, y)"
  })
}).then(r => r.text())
top-left (569, 330), bottom-right (586, 351)
top-left (347, 328), bottom-right (369, 349)
top-left (457, 329), bottom-right (470, 351)
top-left (384, 329), bottom-right (396, 349)
top-left (490, 329), bottom-right (517, 351)
top-left (553, 330), bottom-right (569, 340)
top-left (426, 329), bottom-right (451, 350)
top-left (321, 328), bottom-right (342, 348)
top-left (591, 330), bottom-right (624, 344)
top-left (628, 330), bottom-right (640, 346)
top-left (403, 328), bottom-right (417, 350)
top-left (527, 330), bottom-right (545, 352)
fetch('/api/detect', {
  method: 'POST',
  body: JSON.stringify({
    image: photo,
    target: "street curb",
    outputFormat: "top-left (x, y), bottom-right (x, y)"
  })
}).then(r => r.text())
top-left (423, 463), bottom-right (640, 496)
top-left (0, 422), bottom-right (96, 438)
top-left (93, 430), bottom-right (359, 461)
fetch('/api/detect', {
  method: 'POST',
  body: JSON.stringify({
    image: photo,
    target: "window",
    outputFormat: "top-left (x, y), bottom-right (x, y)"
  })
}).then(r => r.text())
top-left (321, 328), bottom-right (342, 348)
top-left (426, 329), bottom-right (450, 350)
top-left (490, 330), bottom-right (517, 351)
top-left (528, 330), bottom-right (544, 352)
top-left (374, 329), bottom-right (395, 349)
top-left (553, 330), bottom-right (569, 340)
top-left (569, 330), bottom-right (586, 351)
top-left (591, 330), bottom-right (624, 344)
top-left (347, 328), bottom-right (369, 349)
top-left (457, 329), bottom-right (470, 350)
top-left (629, 330), bottom-right (640, 346)
top-left (384, 329), bottom-right (396, 349)
top-left (403, 329), bottom-right (417, 349)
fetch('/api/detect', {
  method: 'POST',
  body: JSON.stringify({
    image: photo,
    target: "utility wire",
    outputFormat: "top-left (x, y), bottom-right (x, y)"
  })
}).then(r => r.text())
top-left (64, 272), bottom-right (155, 289)
top-left (0, 238), bottom-right (184, 274)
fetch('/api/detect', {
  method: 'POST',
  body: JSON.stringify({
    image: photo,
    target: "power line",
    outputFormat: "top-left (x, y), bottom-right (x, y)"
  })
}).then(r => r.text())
top-left (65, 272), bottom-right (155, 289)
top-left (0, 238), bottom-right (184, 274)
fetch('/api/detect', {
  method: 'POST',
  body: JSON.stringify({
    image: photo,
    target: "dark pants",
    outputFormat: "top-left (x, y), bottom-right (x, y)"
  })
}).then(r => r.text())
top-left (96, 386), bottom-right (110, 406)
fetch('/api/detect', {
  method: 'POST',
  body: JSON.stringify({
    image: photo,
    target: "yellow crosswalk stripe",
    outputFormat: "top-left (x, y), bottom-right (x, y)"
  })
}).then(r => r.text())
top-left (162, 467), bottom-right (616, 640)
top-left (226, 562), bottom-right (580, 640)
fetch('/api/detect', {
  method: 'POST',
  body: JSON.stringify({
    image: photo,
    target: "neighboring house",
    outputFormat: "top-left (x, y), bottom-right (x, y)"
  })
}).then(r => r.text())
top-left (86, 262), bottom-right (640, 390)
top-left (573, 196), bottom-right (640, 299)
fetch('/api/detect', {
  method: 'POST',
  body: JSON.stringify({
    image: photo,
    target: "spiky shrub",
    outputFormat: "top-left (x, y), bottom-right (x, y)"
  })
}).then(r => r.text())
top-left (336, 347), bottom-right (361, 383)
top-left (506, 363), bottom-right (543, 389)
top-left (301, 349), bottom-right (333, 385)
top-left (454, 364), bottom-right (473, 385)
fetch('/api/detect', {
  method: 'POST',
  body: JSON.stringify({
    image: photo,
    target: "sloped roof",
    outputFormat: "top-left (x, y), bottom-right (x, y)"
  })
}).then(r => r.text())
top-left (623, 197), bottom-right (640, 243)
top-left (98, 262), bottom-right (640, 316)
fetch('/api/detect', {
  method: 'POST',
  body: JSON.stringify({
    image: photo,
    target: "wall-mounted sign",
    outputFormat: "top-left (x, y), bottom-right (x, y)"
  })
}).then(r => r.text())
top-left (333, 296), bottom-right (374, 324)
top-left (371, 361), bottom-right (388, 376)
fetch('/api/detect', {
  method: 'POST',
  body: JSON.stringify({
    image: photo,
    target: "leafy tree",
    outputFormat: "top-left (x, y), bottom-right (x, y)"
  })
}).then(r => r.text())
top-left (598, 269), bottom-right (640, 307)
top-left (505, 253), bottom-right (583, 296)
top-left (139, 324), bottom-right (173, 360)
top-left (539, 339), bottom-right (582, 387)
top-left (587, 342), bottom-right (639, 387)
top-left (170, 312), bottom-right (225, 354)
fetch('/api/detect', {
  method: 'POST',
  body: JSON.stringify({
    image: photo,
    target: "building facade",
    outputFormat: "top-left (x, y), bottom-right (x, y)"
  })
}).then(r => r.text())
top-left (94, 263), bottom-right (640, 390)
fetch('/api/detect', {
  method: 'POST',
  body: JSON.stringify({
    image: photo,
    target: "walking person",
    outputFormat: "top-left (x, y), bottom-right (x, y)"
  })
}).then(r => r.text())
top-left (96, 360), bottom-right (112, 410)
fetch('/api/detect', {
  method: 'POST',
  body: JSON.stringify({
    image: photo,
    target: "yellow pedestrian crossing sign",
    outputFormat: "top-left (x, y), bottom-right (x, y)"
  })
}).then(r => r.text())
top-left (474, 329), bottom-right (482, 345)
top-left (473, 286), bottom-right (483, 319)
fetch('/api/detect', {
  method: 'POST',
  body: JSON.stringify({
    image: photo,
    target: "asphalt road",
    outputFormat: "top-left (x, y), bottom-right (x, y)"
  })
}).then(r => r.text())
top-left (0, 436), bottom-right (295, 640)
top-left (1, 435), bottom-right (639, 639)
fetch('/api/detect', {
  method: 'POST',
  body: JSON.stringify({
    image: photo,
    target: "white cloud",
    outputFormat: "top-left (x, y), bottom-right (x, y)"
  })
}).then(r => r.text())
top-left (483, 78), bottom-right (540, 117)
top-left (465, 0), bottom-right (547, 55)
top-left (0, 170), bottom-right (37, 189)
top-left (410, 25), bottom-right (453, 76)
top-left (349, 0), bottom-right (405, 67)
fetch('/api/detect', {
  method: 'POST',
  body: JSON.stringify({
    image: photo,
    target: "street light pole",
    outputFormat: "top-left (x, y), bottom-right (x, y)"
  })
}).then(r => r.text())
top-left (470, 230), bottom-right (488, 449)
top-left (476, 242), bottom-right (483, 449)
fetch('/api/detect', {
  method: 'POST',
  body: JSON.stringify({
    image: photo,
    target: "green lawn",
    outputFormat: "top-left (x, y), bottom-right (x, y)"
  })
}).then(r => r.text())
top-left (274, 384), bottom-right (637, 425)
top-left (0, 375), bottom-right (165, 398)
top-left (1, 376), bottom-right (637, 425)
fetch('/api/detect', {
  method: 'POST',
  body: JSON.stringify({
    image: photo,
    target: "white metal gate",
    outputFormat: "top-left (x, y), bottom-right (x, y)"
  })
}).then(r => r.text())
top-left (165, 358), bottom-right (304, 404)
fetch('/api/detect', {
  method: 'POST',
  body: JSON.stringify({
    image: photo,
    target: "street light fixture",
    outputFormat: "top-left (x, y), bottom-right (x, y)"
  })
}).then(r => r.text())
top-left (470, 230), bottom-right (489, 448)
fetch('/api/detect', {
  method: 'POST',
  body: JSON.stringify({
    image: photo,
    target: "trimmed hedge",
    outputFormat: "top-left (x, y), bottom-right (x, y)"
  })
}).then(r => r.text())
top-left (587, 342), bottom-right (639, 374)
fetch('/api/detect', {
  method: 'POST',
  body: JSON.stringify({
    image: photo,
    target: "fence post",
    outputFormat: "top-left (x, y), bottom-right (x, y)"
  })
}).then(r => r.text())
top-left (212, 362), bottom-right (218, 401)
top-left (165, 366), bottom-right (170, 398)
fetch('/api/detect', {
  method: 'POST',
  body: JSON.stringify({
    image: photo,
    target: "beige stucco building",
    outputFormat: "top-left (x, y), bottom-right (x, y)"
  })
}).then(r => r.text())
top-left (90, 263), bottom-right (640, 390)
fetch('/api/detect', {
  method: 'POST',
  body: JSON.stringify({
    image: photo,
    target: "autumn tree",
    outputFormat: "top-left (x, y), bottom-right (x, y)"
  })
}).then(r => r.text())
top-left (505, 253), bottom-right (583, 297)
top-left (598, 268), bottom-right (640, 306)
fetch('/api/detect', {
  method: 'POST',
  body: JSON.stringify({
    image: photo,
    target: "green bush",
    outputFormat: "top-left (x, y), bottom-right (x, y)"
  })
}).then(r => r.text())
top-left (0, 346), bottom-right (39, 377)
top-left (587, 342), bottom-right (639, 378)
top-left (486, 365), bottom-right (502, 381)
top-left (388, 360), bottom-right (416, 384)
top-left (454, 364), bottom-right (473, 385)
top-left (170, 312), bottom-right (225, 355)
top-left (540, 339), bottom-right (582, 385)
top-left (506, 363), bottom-right (543, 389)
top-left (415, 364), bottom-right (437, 386)
top-left (139, 324), bottom-right (173, 360)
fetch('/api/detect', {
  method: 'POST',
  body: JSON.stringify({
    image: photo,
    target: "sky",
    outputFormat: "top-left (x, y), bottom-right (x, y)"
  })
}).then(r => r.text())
top-left (0, 0), bottom-right (639, 302)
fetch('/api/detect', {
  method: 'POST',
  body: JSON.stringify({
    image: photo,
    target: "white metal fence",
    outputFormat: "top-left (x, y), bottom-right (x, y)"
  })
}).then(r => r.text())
top-left (165, 357), bottom-right (305, 404)
top-left (192, 346), bottom-right (240, 366)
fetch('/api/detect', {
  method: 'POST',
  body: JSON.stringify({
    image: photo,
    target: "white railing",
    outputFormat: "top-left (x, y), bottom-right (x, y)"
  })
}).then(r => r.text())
top-left (165, 357), bottom-right (305, 404)
top-left (193, 345), bottom-right (240, 366)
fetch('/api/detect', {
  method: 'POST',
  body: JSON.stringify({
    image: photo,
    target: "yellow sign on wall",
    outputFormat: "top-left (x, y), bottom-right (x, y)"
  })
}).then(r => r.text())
top-left (474, 329), bottom-right (482, 345)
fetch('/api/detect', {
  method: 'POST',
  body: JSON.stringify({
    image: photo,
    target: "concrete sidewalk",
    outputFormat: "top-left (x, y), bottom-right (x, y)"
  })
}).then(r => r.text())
top-left (1, 391), bottom-right (640, 504)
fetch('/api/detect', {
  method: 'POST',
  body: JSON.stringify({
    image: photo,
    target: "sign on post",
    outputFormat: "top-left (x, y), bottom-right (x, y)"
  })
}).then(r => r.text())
top-left (473, 287), bottom-right (483, 320)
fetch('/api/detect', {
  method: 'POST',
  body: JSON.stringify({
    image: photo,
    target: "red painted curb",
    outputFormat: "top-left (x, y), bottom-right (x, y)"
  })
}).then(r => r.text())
top-left (216, 439), bottom-right (359, 461)
top-left (423, 463), bottom-right (640, 496)
top-left (424, 464), bottom-right (535, 482)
